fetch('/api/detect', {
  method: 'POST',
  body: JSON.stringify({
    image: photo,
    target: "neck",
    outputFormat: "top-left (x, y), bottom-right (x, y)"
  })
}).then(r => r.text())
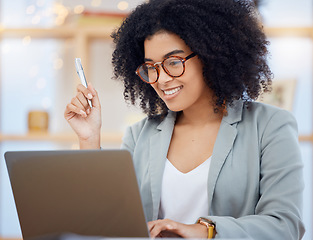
top-left (177, 105), bottom-right (223, 126)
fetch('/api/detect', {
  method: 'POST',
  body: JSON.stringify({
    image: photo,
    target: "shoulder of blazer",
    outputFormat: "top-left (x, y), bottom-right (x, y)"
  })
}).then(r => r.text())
top-left (223, 100), bottom-right (294, 126)
top-left (241, 101), bottom-right (296, 125)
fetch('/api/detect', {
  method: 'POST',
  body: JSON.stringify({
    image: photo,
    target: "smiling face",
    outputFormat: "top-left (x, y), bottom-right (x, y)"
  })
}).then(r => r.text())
top-left (144, 31), bottom-right (213, 112)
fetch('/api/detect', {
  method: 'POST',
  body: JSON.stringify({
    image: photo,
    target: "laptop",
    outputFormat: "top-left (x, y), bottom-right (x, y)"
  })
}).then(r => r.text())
top-left (4, 149), bottom-right (150, 240)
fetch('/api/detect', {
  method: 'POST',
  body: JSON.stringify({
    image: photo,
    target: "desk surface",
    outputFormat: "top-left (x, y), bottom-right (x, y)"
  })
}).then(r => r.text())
top-left (0, 236), bottom-right (252, 240)
top-left (0, 238), bottom-right (21, 240)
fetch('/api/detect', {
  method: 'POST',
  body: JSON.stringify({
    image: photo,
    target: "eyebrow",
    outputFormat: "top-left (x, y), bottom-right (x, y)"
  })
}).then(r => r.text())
top-left (144, 49), bottom-right (185, 62)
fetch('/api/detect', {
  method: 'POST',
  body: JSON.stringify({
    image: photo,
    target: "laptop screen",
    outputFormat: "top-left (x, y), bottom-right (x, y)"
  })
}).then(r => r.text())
top-left (5, 149), bottom-right (149, 240)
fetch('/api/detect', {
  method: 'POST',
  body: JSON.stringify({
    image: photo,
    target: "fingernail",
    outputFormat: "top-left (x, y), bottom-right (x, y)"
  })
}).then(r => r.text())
top-left (80, 110), bottom-right (86, 116)
top-left (87, 93), bottom-right (93, 99)
top-left (86, 108), bottom-right (90, 114)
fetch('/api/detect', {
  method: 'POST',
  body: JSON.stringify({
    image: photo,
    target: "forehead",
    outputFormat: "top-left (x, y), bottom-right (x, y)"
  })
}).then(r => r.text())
top-left (144, 31), bottom-right (191, 60)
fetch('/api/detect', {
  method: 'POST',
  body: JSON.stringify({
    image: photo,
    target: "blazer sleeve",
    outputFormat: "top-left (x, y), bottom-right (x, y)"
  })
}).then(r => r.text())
top-left (204, 110), bottom-right (305, 240)
top-left (120, 125), bottom-right (136, 155)
top-left (120, 117), bottom-right (149, 155)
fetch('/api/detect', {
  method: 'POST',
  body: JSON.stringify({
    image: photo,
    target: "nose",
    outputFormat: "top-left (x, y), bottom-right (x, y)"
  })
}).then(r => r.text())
top-left (157, 65), bottom-right (173, 84)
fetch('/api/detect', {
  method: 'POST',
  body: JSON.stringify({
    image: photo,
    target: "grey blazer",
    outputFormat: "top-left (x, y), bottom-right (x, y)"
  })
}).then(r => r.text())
top-left (121, 100), bottom-right (305, 239)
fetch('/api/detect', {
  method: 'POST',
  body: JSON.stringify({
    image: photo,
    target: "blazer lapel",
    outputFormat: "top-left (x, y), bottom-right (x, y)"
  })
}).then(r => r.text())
top-left (148, 112), bottom-right (176, 220)
top-left (207, 101), bottom-right (243, 213)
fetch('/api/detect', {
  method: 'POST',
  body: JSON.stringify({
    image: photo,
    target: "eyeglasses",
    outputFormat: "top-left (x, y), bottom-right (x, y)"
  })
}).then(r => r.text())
top-left (135, 52), bottom-right (197, 84)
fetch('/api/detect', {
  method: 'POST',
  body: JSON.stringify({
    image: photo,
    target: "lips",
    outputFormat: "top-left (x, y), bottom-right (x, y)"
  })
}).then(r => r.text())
top-left (163, 86), bottom-right (183, 95)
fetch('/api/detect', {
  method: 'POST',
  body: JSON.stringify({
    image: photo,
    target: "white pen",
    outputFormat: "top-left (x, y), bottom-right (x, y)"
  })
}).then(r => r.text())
top-left (75, 58), bottom-right (92, 108)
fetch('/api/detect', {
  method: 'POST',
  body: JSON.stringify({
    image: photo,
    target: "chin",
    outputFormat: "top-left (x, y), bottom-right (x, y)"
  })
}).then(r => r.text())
top-left (165, 103), bottom-right (184, 112)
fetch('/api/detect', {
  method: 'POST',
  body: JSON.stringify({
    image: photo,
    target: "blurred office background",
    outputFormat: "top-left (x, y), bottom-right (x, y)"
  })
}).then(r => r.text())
top-left (0, 0), bottom-right (312, 239)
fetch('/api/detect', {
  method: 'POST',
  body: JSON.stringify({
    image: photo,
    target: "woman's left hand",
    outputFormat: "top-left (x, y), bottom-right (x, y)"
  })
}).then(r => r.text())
top-left (148, 219), bottom-right (208, 238)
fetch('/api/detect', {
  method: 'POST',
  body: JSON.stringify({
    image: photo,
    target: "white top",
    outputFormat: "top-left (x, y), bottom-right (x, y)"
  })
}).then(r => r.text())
top-left (158, 157), bottom-right (212, 224)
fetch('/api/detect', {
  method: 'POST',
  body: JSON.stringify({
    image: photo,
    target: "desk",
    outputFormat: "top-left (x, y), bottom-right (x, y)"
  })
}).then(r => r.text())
top-left (0, 237), bottom-right (255, 240)
top-left (0, 238), bottom-right (21, 240)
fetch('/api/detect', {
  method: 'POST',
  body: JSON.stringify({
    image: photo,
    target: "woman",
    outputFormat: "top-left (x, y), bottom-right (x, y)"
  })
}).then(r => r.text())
top-left (64, 0), bottom-right (305, 239)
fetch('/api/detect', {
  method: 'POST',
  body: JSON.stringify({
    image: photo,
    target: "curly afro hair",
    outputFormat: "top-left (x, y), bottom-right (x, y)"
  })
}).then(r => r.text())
top-left (111, 0), bottom-right (272, 118)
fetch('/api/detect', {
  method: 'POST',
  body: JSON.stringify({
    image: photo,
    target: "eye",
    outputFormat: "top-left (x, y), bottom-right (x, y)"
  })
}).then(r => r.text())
top-left (146, 65), bottom-right (156, 71)
top-left (143, 64), bottom-right (156, 71)
top-left (167, 58), bottom-right (182, 68)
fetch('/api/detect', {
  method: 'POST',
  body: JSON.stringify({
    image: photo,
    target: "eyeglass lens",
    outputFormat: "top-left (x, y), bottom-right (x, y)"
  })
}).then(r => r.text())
top-left (138, 57), bottom-right (184, 83)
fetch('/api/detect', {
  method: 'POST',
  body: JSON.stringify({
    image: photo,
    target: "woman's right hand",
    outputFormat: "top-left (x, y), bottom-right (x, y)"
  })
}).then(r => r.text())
top-left (64, 83), bottom-right (102, 149)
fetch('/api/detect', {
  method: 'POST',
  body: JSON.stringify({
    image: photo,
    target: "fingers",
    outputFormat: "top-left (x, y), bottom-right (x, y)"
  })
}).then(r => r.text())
top-left (77, 84), bottom-right (93, 107)
top-left (64, 102), bottom-right (87, 119)
top-left (64, 84), bottom-right (92, 119)
top-left (64, 83), bottom-right (101, 122)
top-left (148, 219), bottom-right (180, 238)
top-left (87, 82), bottom-right (101, 109)
top-left (72, 94), bottom-right (89, 114)
top-left (76, 82), bottom-right (101, 110)
top-left (148, 220), bottom-right (208, 239)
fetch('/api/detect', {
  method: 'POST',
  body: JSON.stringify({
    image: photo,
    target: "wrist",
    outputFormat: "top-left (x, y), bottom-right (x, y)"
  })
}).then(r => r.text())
top-left (197, 218), bottom-right (216, 239)
top-left (196, 223), bottom-right (210, 239)
top-left (79, 134), bottom-right (101, 149)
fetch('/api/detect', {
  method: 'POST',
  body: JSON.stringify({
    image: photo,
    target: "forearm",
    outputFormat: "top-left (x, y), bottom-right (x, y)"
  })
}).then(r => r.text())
top-left (208, 213), bottom-right (304, 240)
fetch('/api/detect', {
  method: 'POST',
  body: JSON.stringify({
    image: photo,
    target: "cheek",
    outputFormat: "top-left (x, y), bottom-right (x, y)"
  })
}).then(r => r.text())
top-left (185, 69), bottom-right (209, 97)
top-left (186, 66), bottom-right (206, 88)
top-left (185, 59), bottom-right (204, 80)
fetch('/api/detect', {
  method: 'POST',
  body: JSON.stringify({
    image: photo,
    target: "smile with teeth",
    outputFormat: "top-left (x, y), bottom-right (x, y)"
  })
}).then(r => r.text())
top-left (163, 86), bottom-right (183, 95)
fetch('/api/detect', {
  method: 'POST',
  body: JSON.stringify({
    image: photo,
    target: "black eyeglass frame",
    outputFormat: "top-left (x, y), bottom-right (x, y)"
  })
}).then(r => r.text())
top-left (135, 52), bottom-right (197, 84)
